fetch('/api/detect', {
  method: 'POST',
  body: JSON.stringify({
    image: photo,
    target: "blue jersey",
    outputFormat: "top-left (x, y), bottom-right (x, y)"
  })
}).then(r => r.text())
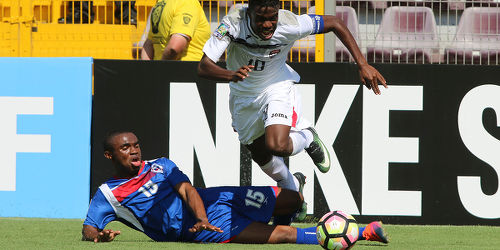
top-left (83, 157), bottom-right (278, 242)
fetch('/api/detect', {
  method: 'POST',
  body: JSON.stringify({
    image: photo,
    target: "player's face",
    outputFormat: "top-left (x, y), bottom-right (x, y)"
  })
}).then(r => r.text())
top-left (249, 5), bottom-right (279, 40)
top-left (106, 132), bottom-right (142, 177)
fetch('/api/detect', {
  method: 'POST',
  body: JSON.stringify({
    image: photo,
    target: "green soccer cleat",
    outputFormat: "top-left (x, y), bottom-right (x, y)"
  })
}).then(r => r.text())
top-left (304, 127), bottom-right (331, 173)
top-left (293, 172), bottom-right (307, 221)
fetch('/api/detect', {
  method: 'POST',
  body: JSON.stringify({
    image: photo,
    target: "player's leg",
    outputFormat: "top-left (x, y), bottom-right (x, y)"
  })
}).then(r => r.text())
top-left (246, 137), bottom-right (300, 192)
top-left (231, 222), bottom-right (318, 244)
top-left (231, 222), bottom-right (296, 243)
top-left (358, 221), bottom-right (389, 243)
top-left (264, 124), bottom-right (293, 156)
top-left (264, 83), bottom-right (331, 173)
top-left (271, 185), bottom-right (304, 225)
top-left (272, 188), bottom-right (303, 216)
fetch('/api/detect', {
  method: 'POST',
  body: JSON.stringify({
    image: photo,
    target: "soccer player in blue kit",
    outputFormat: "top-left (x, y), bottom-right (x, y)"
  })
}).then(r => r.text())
top-left (82, 131), bottom-right (388, 244)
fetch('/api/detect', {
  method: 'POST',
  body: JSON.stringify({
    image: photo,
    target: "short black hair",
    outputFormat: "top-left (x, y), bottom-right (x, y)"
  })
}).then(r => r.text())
top-left (103, 130), bottom-right (135, 152)
top-left (248, 0), bottom-right (280, 11)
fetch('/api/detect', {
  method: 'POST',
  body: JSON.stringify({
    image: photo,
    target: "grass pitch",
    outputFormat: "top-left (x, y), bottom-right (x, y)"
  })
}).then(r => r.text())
top-left (1, 217), bottom-right (499, 249)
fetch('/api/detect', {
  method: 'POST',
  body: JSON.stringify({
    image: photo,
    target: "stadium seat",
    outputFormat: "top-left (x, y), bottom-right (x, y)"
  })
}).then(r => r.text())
top-left (291, 6), bottom-right (360, 62)
top-left (335, 0), bottom-right (387, 9)
top-left (366, 6), bottom-right (439, 63)
top-left (447, 0), bottom-right (466, 10)
top-left (369, 0), bottom-right (388, 9)
top-left (292, 0), bottom-right (313, 9)
top-left (334, 6), bottom-right (361, 62)
top-left (445, 7), bottom-right (500, 64)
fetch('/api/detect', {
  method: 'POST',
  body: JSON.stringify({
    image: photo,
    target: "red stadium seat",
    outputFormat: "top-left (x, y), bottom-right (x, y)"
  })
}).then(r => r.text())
top-left (366, 6), bottom-right (439, 63)
top-left (445, 7), bottom-right (500, 64)
top-left (292, 0), bottom-right (313, 9)
top-left (334, 6), bottom-right (361, 62)
top-left (218, 0), bottom-right (235, 8)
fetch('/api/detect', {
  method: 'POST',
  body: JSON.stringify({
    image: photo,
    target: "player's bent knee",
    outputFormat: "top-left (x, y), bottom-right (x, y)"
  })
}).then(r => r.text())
top-left (265, 140), bottom-right (291, 157)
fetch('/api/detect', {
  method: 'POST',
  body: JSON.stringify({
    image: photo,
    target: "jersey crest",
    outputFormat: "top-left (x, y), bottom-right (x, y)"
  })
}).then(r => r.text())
top-left (151, 163), bottom-right (164, 173)
top-left (183, 13), bottom-right (192, 24)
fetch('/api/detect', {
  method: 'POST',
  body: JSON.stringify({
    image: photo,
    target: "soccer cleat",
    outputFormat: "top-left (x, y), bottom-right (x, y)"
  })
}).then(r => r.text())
top-left (304, 127), bottom-right (331, 173)
top-left (293, 172), bottom-right (307, 221)
top-left (362, 221), bottom-right (389, 244)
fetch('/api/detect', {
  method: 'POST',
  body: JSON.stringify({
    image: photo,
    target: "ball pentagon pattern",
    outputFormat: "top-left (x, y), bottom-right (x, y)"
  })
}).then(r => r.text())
top-left (316, 210), bottom-right (359, 250)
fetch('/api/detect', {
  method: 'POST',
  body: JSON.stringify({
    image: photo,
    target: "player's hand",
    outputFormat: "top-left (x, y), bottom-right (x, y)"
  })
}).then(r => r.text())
top-left (231, 65), bottom-right (254, 82)
top-left (95, 229), bottom-right (121, 243)
top-left (189, 220), bottom-right (223, 233)
top-left (358, 64), bottom-right (387, 95)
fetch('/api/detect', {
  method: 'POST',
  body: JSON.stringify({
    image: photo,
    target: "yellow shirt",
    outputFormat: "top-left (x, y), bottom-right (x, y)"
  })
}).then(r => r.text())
top-left (148, 0), bottom-right (211, 61)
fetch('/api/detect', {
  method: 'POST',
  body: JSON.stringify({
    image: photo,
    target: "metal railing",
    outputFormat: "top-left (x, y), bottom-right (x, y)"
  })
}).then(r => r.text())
top-left (1, 0), bottom-right (498, 64)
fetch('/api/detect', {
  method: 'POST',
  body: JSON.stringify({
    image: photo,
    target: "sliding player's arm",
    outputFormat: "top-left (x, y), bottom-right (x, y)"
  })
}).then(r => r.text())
top-left (321, 15), bottom-right (387, 94)
top-left (82, 224), bottom-right (121, 242)
top-left (175, 181), bottom-right (223, 233)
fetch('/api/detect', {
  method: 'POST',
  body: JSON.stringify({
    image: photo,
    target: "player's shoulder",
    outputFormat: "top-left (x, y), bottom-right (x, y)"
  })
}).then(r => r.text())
top-left (224, 4), bottom-right (247, 26)
top-left (181, 0), bottom-right (204, 9)
top-left (278, 9), bottom-right (301, 26)
top-left (145, 157), bottom-right (178, 171)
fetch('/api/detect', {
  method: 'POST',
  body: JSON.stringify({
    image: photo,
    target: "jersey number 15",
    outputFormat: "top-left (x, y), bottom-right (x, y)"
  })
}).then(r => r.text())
top-left (245, 189), bottom-right (265, 209)
top-left (138, 180), bottom-right (158, 197)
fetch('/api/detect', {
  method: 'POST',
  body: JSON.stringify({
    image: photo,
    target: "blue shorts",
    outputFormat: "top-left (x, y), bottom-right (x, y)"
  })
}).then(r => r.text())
top-left (181, 186), bottom-right (278, 243)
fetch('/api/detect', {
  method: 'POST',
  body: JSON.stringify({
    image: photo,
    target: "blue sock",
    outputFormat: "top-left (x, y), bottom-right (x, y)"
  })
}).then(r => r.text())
top-left (358, 226), bottom-right (365, 240)
top-left (296, 227), bottom-right (318, 244)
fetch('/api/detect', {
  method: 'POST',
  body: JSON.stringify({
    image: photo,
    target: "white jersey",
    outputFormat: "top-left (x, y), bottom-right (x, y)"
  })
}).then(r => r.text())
top-left (203, 6), bottom-right (322, 96)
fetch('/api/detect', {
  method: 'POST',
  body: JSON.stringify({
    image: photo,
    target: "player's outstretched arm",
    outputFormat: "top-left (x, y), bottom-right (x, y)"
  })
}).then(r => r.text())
top-left (321, 15), bottom-right (387, 94)
top-left (82, 224), bottom-right (121, 243)
top-left (174, 181), bottom-right (223, 233)
top-left (198, 54), bottom-right (254, 82)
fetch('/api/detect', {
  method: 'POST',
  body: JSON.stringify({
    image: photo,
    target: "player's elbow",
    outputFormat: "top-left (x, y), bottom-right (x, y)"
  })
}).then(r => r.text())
top-left (162, 48), bottom-right (183, 60)
top-left (197, 56), bottom-right (212, 79)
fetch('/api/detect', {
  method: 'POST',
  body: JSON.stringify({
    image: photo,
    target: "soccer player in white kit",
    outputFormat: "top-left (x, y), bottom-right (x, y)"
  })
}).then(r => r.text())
top-left (197, 0), bottom-right (387, 221)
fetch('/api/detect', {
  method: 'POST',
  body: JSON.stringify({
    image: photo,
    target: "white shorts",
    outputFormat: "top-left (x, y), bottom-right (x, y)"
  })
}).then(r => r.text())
top-left (229, 80), bottom-right (311, 145)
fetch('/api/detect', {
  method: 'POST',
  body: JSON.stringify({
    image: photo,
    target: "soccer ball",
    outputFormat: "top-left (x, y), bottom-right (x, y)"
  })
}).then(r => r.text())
top-left (316, 210), bottom-right (359, 250)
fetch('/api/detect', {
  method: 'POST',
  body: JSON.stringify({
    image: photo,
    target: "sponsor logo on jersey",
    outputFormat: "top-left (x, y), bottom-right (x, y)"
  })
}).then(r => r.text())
top-left (271, 113), bottom-right (288, 119)
top-left (269, 49), bottom-right (281, 58)
top-left (214, 23), bottom-right (229, 39)
top-left (151, 163), bottom-right (164, 173)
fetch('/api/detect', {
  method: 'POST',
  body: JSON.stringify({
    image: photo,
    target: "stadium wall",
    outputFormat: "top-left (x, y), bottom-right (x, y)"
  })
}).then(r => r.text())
top-left (0, 57), bottom-right (93, 219)
top-left (92, 60), bottom-right (500, 225)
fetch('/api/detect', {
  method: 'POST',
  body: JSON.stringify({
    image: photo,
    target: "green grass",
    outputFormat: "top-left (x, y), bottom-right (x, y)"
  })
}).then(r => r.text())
top-left (1, 217), bottom-right (500, 249)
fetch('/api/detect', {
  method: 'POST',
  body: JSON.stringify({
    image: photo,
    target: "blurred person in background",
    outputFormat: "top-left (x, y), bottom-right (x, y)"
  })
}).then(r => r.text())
top-left (141, 0), bottom-right (211, 61)
top-left (115, 1), bottom-right (137, 25)
top-left (58, 0), bottom-right (94, 24)
top-left (58, 0), bottom-right (137, 25)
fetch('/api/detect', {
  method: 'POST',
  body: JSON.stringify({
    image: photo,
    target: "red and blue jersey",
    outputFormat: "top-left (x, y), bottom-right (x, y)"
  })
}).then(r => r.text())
top-left (83, 157), bottom-right (278, 243)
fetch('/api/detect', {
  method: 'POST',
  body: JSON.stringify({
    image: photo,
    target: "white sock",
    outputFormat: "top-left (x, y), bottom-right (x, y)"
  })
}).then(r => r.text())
top-left (260, 156), bottom-right (299, 191)
top-left (289, 129), bottom-right (314, 156)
